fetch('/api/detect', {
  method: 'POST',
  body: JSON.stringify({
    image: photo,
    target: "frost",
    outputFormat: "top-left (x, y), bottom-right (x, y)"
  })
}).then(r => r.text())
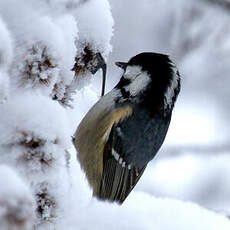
top-left (0, 91), bottom-right (72, 228)
top-left (0, 0), bottom-right (114, 228)
top-left (17, 42), bottom-right (59, 90)
top-left (74, 0), bottom-right (114, 55)
top-left (0, 165), bottom-right (35, 230)
top-left (0, 92), bottom-right (71, 168)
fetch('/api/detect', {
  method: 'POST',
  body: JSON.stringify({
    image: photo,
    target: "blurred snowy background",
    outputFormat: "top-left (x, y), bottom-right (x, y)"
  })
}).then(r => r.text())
top-left (1, 0), bottom-right (230, 229)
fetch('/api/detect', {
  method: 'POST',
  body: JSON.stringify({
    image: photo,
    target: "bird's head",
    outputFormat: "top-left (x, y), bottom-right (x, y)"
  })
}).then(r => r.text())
top-left (115, 52), bottom-right (180, 114)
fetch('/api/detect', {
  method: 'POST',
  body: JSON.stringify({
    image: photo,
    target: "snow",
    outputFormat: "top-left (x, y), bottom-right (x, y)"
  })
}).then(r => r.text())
top-left (0, 0), bottom-right (113, 106)
top-left (74, 0), bottom-right (114, 55)
top-left (137, 153), bottom-right (230, 210)
top-left (55, 15), bottom-right (78, 85)
top-left (66, 151), bottom-right (230, 230)
top-left (0, 164), bottom-right (34, 230)
top-left (0, 0), bottom-right (230, 229)
top-left (0, 91), bottom-right (72, 228)
top-left (0, 91), bottom-right (71, 151)
top-left (67, 86), bottom-right (99, 134)
top-left (165, 99), bottom-right (227, 146)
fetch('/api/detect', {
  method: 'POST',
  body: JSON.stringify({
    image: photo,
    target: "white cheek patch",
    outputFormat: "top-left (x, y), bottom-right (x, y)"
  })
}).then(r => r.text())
top-left (123, 65), bottom-right (142, 80)
top-left (124, 71), bottom-right (151, 96)
top-left (164, 65), bottom-right (180, 108)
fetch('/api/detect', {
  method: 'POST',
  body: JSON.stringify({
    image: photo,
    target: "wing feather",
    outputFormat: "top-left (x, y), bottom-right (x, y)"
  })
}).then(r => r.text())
top-left (98, 155), bottom-right (146, 204)
top-left (96, 107), bottom-right (157, 203)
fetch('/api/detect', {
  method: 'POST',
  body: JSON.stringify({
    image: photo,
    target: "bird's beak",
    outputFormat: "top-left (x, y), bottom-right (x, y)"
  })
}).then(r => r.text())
top-left (115, 62), bottom-right (127, 69)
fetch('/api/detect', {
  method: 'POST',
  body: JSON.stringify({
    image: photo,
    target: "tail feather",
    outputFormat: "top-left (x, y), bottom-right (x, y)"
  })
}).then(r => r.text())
top-left (98, 158), bottom-right (146, 204)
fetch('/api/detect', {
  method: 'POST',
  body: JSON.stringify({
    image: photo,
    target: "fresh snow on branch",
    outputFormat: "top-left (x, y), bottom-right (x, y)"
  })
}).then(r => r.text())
top-left (0, 165), bottom-right (34, 230)
top-left (0, 0), bottom-right (113, 229)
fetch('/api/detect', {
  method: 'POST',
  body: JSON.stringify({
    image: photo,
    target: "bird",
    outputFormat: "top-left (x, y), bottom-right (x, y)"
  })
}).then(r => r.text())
top-left (73, 52), bottom-right (181, 204)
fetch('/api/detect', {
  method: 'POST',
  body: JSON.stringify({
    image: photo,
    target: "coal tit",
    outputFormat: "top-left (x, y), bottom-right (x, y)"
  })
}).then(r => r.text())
top-left (74, 52), bottom-right (181, 204)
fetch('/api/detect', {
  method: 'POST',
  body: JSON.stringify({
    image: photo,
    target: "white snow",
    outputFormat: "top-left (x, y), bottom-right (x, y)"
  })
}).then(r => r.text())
top-left (137, 153), bottom-right (230, 211)
top-left (0, 165), bottom-right (35, 230)
top-left (0, 91), bottom-right (72, 169)
top-left (0, 91), bottom-right (72, 228)
top-left (165, 100), bottom-right (227, 146)
top-left (74, 0), bottom-right (114, 55)
top-left (0, 0), bottom-right (230, 229)
top-left (66, 153), bottom-right (230, 230)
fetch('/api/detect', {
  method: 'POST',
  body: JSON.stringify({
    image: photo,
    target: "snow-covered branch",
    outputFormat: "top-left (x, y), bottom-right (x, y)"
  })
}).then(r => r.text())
top-left (0, 0), bottom-right (113, 229)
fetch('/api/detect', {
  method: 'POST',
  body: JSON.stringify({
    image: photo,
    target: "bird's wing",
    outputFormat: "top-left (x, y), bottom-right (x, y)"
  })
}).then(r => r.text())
top-left (98, 124), bottom-right (147, 204)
